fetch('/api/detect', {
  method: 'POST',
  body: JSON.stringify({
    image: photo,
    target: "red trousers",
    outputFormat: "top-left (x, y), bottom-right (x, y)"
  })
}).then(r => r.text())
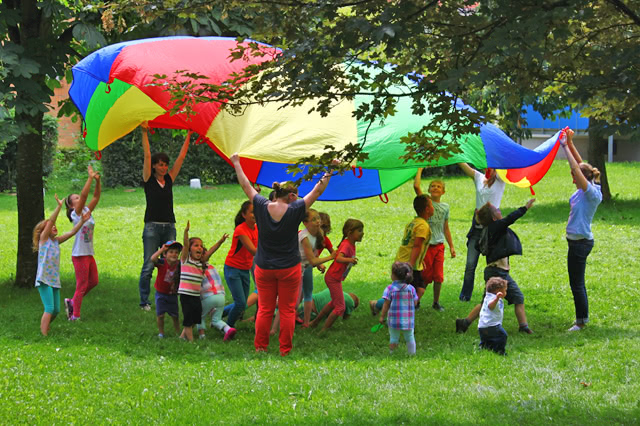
top-left (71, 255), bottom-right (99, 317)
top-left (325, 275), bottom-right (345, 316)
top-left (254, 264), bottom-right (301, 355)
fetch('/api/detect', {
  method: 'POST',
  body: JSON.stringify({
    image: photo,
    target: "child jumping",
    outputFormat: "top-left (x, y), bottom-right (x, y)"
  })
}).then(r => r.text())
top-left (379, 262), bottom-right (419, 355)
top-left (413, 168), bottom-right (456, 311)
top-left (150, 240), bottom-right (182, 338)
top-left (478, 277), bottom-right (509, 355)
top-left (310, 218), bottom-right (364, 331)
top-left (33, 195), bottom-right (90, 335)
top-left (456, 199), bottom-right (535, 334)
top-left (63, 165), bottom-right (101, 321)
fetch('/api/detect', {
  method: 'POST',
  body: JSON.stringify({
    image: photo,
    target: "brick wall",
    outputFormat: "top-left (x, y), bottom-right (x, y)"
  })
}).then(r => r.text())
top-left (47, 80), bottom-right (81, 148)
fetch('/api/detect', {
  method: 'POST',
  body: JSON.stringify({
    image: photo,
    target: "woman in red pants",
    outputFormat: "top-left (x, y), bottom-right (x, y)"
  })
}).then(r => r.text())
top-left (230, 153), bottom-right (332, 356)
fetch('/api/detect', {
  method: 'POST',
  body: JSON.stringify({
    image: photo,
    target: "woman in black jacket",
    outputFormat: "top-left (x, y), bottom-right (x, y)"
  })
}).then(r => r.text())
top-left (456, 199), bottom-right (535, 334)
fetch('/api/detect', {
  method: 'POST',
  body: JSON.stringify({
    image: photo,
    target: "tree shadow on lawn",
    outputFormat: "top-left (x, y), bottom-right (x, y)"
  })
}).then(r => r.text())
top-left (3, 275), bottom-right (637, 368)
top-left (508, 199), bottom-right (640, 225)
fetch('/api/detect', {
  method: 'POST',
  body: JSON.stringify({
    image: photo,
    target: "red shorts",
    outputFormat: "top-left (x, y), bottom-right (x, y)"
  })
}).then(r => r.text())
top-left (421, 243), bottom-right (444, 284)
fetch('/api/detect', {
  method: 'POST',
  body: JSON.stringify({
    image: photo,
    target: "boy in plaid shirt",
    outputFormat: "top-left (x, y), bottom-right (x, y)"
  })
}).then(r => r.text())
top-left (379, 262), bottom-right (419, 355)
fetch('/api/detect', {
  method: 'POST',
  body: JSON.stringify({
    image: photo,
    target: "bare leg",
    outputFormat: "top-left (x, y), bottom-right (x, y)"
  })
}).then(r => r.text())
top-left (515, 303), bottom-right (527, 326)
top-left (270, 311), bottom-right (280, 336)
top-left (40, 312), bottom-right (54, 336)
top-left (433, 282), bottom-right (442, 304)
top-left (416, 287), bottom-right (425, 301)
top-left (303, 301), bottom-right (314, 327)
top-left (157, 315), bottom-right (165, 336)
top-left (171, 316), bottom-right (180, 334)
top-left (310, 302), bottom-right (333, 328)
top-left (321, 312), bottom-right (340, 331)
top-left (465, 304), bottom-right (481, 324)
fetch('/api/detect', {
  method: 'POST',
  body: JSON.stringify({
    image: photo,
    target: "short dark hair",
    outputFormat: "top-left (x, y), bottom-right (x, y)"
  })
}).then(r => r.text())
top-left (151, 152), bottom-right (170, 166)
top-left (476, 202), bottom-right (498, 226)
top-left (413, 194), bottom-right (433, 217)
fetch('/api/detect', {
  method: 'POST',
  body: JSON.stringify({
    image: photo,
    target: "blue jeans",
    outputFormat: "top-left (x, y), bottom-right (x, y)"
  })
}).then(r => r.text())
top-left (138, 222), bottom-right (176, 306)
top-left (224, 265), bottom-right (251, 327)
top-left (567, 239), bottom-right (594, 325)
top-left (460, 223), bottom-right (482, 301)
top-left (301, 266), bottom-right (314, 302)
top-left (479, 325), bottom-right (507, 355)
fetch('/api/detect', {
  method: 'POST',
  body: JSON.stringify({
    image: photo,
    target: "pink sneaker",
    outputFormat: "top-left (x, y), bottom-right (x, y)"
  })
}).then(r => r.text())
top-left (223, 328), bottom-right (236, 342)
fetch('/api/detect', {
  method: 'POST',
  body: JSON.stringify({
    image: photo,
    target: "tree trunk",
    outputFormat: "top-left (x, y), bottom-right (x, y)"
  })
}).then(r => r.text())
top-left (587, 119), bottom-right (612, 202)
top-left (15, 112), bottom-right (44, 288)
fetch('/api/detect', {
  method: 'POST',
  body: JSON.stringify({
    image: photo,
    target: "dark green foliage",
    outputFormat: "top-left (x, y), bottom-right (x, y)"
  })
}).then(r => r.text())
top-left (0, 115), bottom-right (57, 192)
top-left (100, 129), bottom-right (236, 188)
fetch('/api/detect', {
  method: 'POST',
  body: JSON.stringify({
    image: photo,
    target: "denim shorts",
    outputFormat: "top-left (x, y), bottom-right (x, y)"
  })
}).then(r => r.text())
top-left (483, 266), bottom-right (524, 305)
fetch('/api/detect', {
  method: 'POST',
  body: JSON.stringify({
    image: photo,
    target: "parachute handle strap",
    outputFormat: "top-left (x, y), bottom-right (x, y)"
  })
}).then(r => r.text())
top-left (81, 120), bottom-right (87, 139)
top-left (252, 182), bottom-right (261, 192)
top-left (530, 186), bottom-right (536, 196)
top-left (379, 193), bottom-right (389, 204)
top-left (352, 166), bottom-right (363, 178)
top-left (194, 135), bottom-right (206, 145)
top-left (105, 84), bottom-right (111, 94)
top-left (94, 151), bottom-right (102, 160)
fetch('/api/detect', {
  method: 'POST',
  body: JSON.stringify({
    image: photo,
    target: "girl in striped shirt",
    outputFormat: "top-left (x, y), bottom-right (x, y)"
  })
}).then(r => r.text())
top-left (178, 221), bottom-right (210, 341)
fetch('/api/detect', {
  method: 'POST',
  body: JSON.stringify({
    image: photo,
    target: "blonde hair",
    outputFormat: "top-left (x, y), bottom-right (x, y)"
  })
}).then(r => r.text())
top-left (32, 220), bottom-right (47, 252)
top-left (429, 179), bottom-right (445, 190)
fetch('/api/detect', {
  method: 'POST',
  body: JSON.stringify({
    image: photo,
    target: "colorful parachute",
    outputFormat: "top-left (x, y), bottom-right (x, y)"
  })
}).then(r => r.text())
top-left (69, 36), bottom-right (561, 200)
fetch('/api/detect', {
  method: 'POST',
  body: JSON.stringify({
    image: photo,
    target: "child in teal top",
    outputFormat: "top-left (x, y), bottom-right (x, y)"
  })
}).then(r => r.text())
top-left (32, 194), bottom-right (89, 336)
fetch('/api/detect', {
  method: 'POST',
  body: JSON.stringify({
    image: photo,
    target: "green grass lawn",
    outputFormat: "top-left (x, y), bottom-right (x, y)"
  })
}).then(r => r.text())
top-left (1, 161), bottom-right (639, 424)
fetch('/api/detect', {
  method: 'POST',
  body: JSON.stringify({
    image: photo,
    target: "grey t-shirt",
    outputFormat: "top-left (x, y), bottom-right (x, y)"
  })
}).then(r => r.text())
top-left (252, 194), bottom-right (306, 270)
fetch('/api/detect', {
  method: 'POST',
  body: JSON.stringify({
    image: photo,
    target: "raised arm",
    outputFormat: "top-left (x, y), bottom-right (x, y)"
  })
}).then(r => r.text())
top-left (487, 292), bottom-right (504, 310)
top-left (150, 244), bottom-right (168, 264)
top-left (169, 130), bottom-right (192, 181)
top-left (561, 129), bottom-right (588, 191)
top-left (181, 221), bottom-right (190, 263)
top-left (203, 233), bottom-right (229, 263)
top-left (457, 162), bottom-right (475, 179)
top-left (303, 171), bottom-right (331, 210)
top-left (57, 209), bottom-right (91, 244)
top-left (141, 123), bottom-right (152, 182)
top-left (75, 165), bottom-right (94, 215)
top-left (41, 195), bottom-right (64, 244)
top-left (230, 153), bottom-right (259, 201)
top-left (87, 169), bottom-right (101, 212)
top-left (413, 168), bottom-right (424, 196)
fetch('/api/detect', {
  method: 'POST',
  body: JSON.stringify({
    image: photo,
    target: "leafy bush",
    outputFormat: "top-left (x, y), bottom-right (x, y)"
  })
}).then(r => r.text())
top-left (100, 128), bottom-right (236, 188)
top-left (47, 142), bottom-right (102, 188)
top-left (0, 114), bottom-right (57, 192)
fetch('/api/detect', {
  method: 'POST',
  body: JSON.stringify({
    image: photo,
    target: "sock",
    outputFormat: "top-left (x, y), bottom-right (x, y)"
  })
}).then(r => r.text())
top-left (407, 341), bottom-right (416, 355)
top-left (222, 325), bottom-right (230, 333)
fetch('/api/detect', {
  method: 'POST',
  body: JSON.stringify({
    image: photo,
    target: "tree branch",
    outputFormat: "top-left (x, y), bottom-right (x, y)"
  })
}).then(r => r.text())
top-left (606, 0), bottom-right (640, 26)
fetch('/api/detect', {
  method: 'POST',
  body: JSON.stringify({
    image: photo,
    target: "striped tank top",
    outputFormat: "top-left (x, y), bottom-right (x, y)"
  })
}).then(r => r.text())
top-left (178, 257), bottom-right (205, 297)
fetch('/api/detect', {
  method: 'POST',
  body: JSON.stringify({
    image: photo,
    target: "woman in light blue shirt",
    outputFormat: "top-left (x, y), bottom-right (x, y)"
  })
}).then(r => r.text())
top-left (560, 129), bottom-right (602, 331)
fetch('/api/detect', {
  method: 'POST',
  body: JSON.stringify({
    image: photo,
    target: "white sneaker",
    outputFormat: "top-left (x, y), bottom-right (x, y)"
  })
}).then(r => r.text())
top-left (142, 304), bottom-right (151, 312)
top-left (158, 333), bottom-right (164, 338)
top-left (568, 324), bottom-right (584, 331)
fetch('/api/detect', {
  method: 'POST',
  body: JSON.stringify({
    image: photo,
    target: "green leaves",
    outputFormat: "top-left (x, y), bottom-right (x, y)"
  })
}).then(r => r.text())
top-left (72, 22), bottom-right (107, 49)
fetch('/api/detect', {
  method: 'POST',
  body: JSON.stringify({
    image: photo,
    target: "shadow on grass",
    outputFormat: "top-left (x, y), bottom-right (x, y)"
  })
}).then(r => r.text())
top-left (2, 273), bottom-right (638, 367)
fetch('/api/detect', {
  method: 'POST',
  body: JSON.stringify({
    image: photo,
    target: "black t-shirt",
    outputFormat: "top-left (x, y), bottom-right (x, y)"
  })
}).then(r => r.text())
top-left (144, 174), bottom-right (176, 223)
top-left (252, 194), bottom-right (306, 270)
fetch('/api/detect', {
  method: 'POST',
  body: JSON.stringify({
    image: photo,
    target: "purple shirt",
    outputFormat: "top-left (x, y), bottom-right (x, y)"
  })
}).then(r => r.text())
top-left (383, 281), bottom-right (418, 330)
